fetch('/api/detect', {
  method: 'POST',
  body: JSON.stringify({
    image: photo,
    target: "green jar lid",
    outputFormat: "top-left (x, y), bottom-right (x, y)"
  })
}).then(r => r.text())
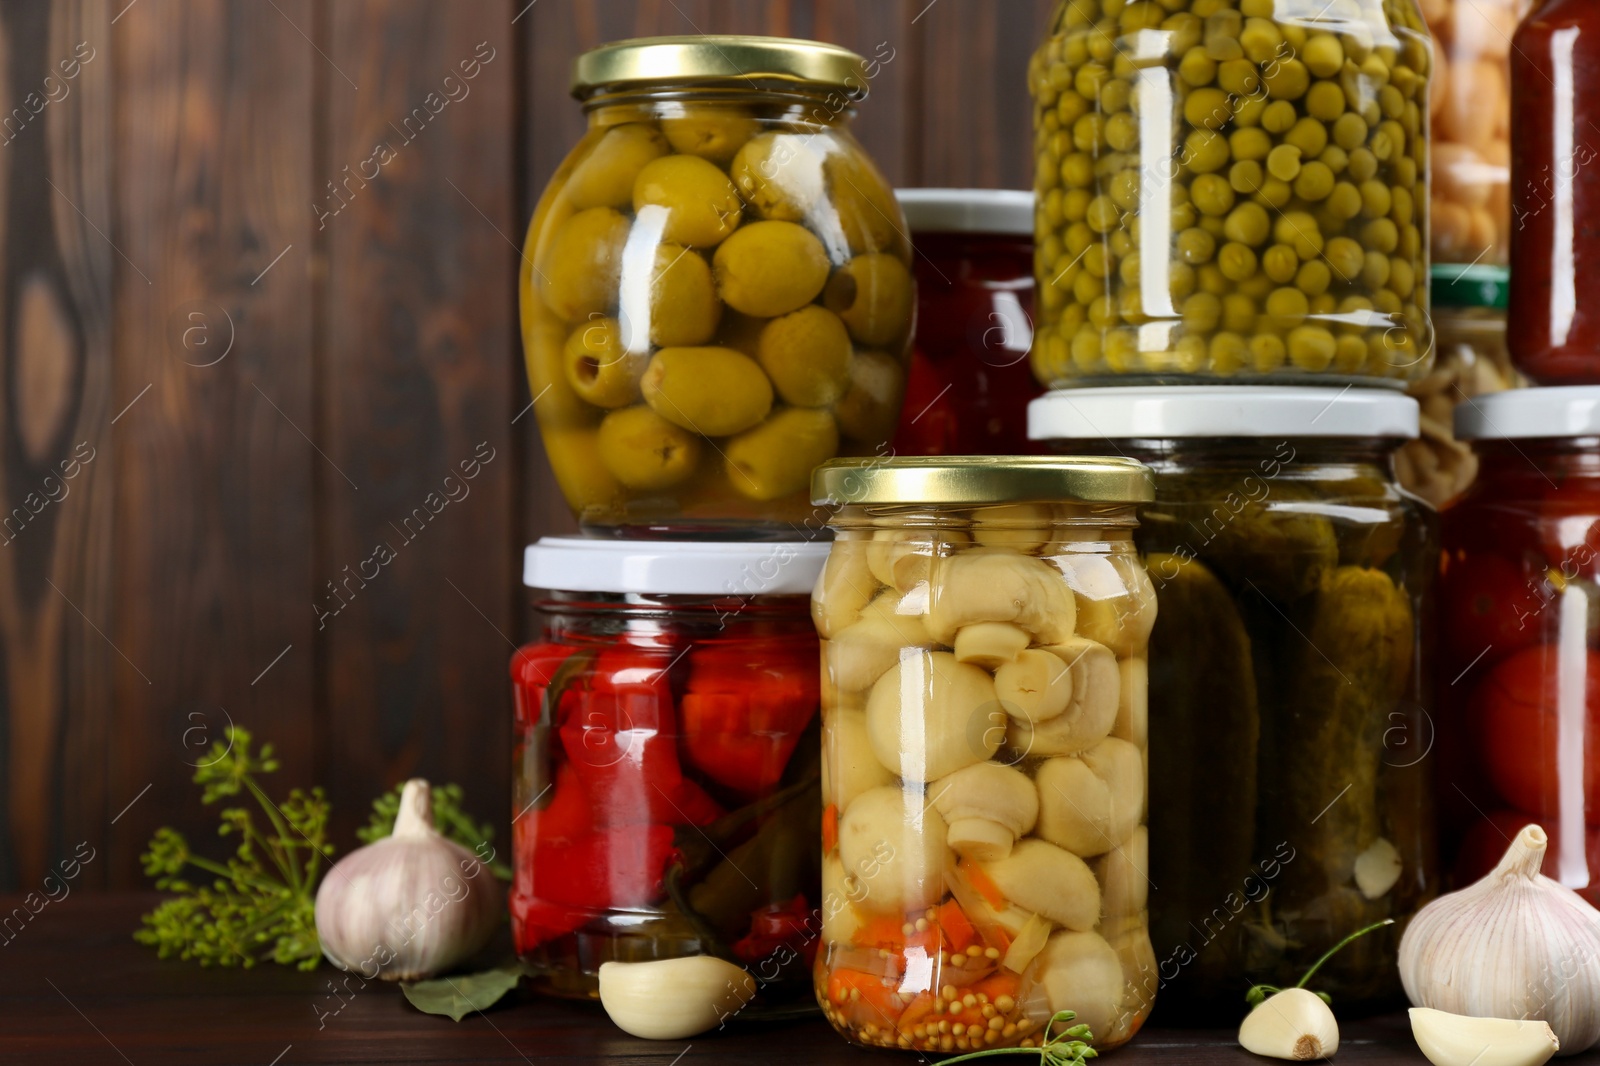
top-left (1431, 263), bottom-right (1509, 309)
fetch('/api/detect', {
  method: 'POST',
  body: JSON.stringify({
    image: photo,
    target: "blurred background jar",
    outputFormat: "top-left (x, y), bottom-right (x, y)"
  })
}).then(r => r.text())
top-left (1397, 265), bottom-right (1522, 508)
top-left (1420, 0), bottom-right (1523, 267)
top-left (521, 37), bottom-right (914, 536)
top-left (811, 456), bottom-right (1156, 1053)
top-left (891, 189), bottom-right (1043, 457)
top-left (1032, 388), bottom-right (1438, 1019)
top-left (1028, 0), bottom-right (1433, 386)
top-left (1441, 389), bottom-right (1600, 904)
top-left (511, 538), bottom-right (827, 1002)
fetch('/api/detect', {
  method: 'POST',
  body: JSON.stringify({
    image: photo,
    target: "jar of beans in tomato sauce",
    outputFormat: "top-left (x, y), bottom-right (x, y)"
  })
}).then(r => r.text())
top-left (1442, 388), bottom-right (1600, 902)
top-left (511, 537), bottom-right (828, 1003)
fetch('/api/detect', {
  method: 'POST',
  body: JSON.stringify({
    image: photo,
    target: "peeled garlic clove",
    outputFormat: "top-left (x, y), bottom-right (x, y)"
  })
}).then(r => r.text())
top-left (599, 956), bottom-right (757, 1039)
top-left (1354, 837), bottom-right (1402, 899)
top-left (1238, 987), bottom-right (1341, 1060)
top-left (1410, 1008), bottom-right (1559, 1066)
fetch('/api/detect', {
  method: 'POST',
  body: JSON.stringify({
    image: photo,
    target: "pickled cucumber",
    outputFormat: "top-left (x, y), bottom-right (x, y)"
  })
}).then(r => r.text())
top-left (1028, 0), bottom-right (1432, 383)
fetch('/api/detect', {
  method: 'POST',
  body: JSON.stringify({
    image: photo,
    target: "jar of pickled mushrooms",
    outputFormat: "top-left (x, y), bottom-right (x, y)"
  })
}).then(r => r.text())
top-left (810, 455), bottom-right (1157, 1053)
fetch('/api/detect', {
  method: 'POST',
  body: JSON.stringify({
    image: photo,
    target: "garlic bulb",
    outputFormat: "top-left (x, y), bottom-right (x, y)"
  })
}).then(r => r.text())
top-left (315, 778), bottom-right (503, 981)
top-left (1399, 824), bottom-right (1600, 1054)
top-left (1238, 987), bottom-right (1340, 1060)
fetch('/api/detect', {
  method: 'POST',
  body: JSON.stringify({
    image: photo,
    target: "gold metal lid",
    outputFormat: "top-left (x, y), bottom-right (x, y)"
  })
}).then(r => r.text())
top-left (572, 35), bottom-right (871, 99)
top-left (811, 456), bottom-right (1155, 507)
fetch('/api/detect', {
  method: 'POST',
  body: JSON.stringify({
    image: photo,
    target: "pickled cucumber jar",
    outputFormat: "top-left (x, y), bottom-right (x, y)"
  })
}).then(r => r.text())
top-left (522, 36), bottom-right (914, 535)
top-left (1031, 387), bottom-right (1438, 1019)
top-left (1028, 0), bottom-right (1433, 386)
top-left (511, 537), bottom-right (829, 1003)
top-left (810, 456), bottom-right (1158, 1053)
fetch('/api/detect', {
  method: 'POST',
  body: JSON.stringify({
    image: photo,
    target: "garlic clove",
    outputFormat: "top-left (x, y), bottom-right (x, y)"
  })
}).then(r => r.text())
top-left (1410, 1008), bottom-right (1560, 1066)
top-left (1399, 824), bottom-right (1600, 1053)
top-left (598, 956), bottom-right (757, 1039)
top-left (1238, 988), bottom-right (1341, 1060)
top-left (1354, 837), bottom-right (1402, 899)
top-left (313, 779), bottom-right (503, 982)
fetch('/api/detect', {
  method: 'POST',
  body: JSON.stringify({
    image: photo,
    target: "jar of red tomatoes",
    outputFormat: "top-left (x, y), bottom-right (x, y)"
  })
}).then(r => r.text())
top-left (892, 190), bottom-right (1043, 456)
top-left (511, 537), bottom-right (828, 1002)
top-left (1442, 388), bottom-right (1600, 901)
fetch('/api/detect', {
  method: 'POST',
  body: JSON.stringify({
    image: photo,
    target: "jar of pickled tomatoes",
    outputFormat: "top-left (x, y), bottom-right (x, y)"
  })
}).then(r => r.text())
top-left (810, 456), bottom-right (1157, 1053)
top-left (511, 537), bottom-right (828, 1003)
top-left (1442, 388), bottom-right (1600, 903)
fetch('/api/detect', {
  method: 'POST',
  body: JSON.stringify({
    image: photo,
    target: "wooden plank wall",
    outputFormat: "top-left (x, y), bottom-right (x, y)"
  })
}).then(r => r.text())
top-left (0, 0), bottom-right (1051, 891)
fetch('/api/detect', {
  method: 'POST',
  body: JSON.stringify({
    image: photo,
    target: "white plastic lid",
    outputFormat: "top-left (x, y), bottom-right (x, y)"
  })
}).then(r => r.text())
top-left (895, 188), bottom-right (1033, 236)
top-left (1028, 386), bottom-right (1420, 441)
top-left (524, 537), bottom-right (829, 597)
top-left (1455, 386), bottom-right (1600, 440)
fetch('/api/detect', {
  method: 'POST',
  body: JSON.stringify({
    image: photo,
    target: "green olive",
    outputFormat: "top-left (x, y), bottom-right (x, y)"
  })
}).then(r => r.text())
top-left (565, 124), bottom-right (669, 210)
top-left (545, 424), bottom-right (624, 513)
top-left (643, 243), bottom-right (722, 347)
top-left (524, 306), bottom-right (596, 429)
top-left (563, 316), bottom-right (646, 408)
top-left (537, 207), bottom-right (630, 321)
top-left (724, 407), bottom-right (840, 501)
top-left (641, 346), bottom-right (773, 437)
top-left (824, 253), bottom-right (915, 348)
top-left (596, 405), bottom-right (703, 490)
top-left (832, 350), bottom-right (905, 442)
top-left (632, 155), bottom-right (742, 248)
top-left (713, 221), bottom-right (830, 318)
top-left (829, 153), bottom-right (908, 257)
top-left (661, 108), bottom-right (759, 164)
top-left (730, 132), bottom-right (825, 222)
top-left (757, 305), bottom-right (853, 406)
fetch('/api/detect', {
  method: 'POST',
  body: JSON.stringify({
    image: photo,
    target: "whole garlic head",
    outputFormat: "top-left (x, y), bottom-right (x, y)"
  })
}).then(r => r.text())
top-left (314, 778), bottom-right (503, 981)
top-left (1400, 824), bottom-right (1600, 1053)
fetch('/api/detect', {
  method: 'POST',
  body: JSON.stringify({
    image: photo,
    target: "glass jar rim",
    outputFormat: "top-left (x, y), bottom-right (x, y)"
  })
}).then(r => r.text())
top-left (572, 35), bottom-right (871, 100)
top-left (811, 455), bottom-right (1154, 507)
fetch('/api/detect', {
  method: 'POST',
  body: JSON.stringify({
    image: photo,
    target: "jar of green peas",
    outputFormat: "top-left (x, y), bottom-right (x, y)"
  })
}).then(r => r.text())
top-left (1028, 0), bottom-right (1433, 387)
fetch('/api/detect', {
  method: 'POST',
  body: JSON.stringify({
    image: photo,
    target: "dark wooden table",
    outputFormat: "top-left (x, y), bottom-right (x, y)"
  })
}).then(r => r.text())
top-left (0, 894), bottom-right (1565, 1065)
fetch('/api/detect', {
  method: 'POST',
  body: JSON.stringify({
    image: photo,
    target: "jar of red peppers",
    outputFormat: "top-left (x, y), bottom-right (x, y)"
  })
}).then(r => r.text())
top-left (892, 189), bottom-right (1043, 457)
top-left (511, 537), bottom-right (828, 1002)
top-left (1442, 388), bottom-right (1600, 902)
top-left (810, 456), bottom-right (1157, 1053)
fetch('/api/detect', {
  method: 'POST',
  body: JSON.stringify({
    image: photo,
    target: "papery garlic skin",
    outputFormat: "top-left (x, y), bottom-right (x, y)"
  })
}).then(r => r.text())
top-left (315, 778), bottom-right (503, 981)
top-left (1238, 987), bottom-right (1341, 1060)
top-left (1410, 1008), bottom-right (1560, 1066)
top-left (1399, 825), bottom-right (1600, 1055)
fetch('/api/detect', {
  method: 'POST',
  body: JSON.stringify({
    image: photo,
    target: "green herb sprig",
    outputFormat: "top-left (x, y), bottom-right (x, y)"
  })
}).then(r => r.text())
top-left (1245, 918), bottom-right (1396, 1007)
top-left (941, 1010), bottom-right (1098, 1066)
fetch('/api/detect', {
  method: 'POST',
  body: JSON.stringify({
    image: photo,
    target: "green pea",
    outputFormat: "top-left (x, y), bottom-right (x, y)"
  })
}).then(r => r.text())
top-left (1183, 129), bottom-right (1230, 172)
top-left (1274, 210), bottom-right (1324, 258)
top-left (1306, 81), bottom-right (1346, 121)
top-left (1334, 334), bottom-right (1368, 373)
top-left (1073, 113), bottom-right (1108, 152)
top-left (1172, 333), bottom-right (1209, 372)
top-left (1254, 177), bottom-right (1292, 208)
top-left (1326, 181), bottom-right (1362, 219)
top-left (1234, 95), bottom-right (1268, 126)
top-left (1119, 251), bottom-right (1142, 287)
top-left (1318, 144), bottom-right (1349, 173)
top-left (1164, 12), bottom-right (1203, 53)
top-left (1200, 214), bottom-right (1228, 239)
top-left (1241, 0), bottom-right (1274, 15)
top-left (1178, 46), bottom-right (1217, 86)
top-left (1287, 325), bottom-right (1336, 370)
top-left (1400, 222), bottom-right (1422, 259)
top-left (1218, 58), bottom-right (1261, 96)
top-left (1378, 83), bottom-right (1405, 119)
top-left (1198, 263), bottom-right (1230, 295)
top-left (1250, 332), bottom-right (1287, 372)
top-left (1361, 250), bottom-right (1391, 288)
top-left (1391, 185), bottom-right (1414, 226)
top-left (1295, 258), bottom-right (1332, 296)
top-left (1336, 294), bottom-right (1376, 333)
top-left (1083, 242), bottom-right (1111, 277)
top-left (1230, 127), bottom-right (1272, 161)
top-left (1089, 294), bottom-right (1118, 328)
top-left (1074, 61), bottom-right (1111, 99)
top-left (1262, 99), bottom-right (1298, 133)
top-left (1087, 194), bottom-right (1121, 232)
top-left (1284, 117), bottom-right (1329, 156)
top-left (1266, 286), bottom-right (1309, 327)
top-left (1359, 180), bottom-right (1394, 221)
top-left (1182, 291), bottom-right (1222, 331)
top-left (1263, 58), bottom-right (1310, 99)
top-left (1119, 287), bottom-right (1147, 323)
top-left (1185, 87), bottom-right (1233, 130)
top-left (1263, 243), bottom-right (1299, 283)
top-left (1064, 187), bottom-right (1094, 221)
top-left (1241, 16), bottom-right (1284, 62)
top-left (1230, 159), bottom-right (1266, 194)
top-left (1218, 241), bottom-right (1259, 281)
top-left (1062, 152), bottom-right (1096, 186)
top-left (1172, 202), bottom-right (1198, 231)
top-left (1169, 261), bottom-right (1198, 299)
top-left (1393, 155), bottom-right (1418, 189)
top-left (1073, 268), bottom-right (1103, 305)
top-left (1332, 112), bottom-right (1369, 151)
top-left (1266, 143), bottom-right (1302, 181)
top-left (1070, 328), bottom-right (1102, 369)
top-left (1293, 160), bottom-right (1335, 201)
top-left (1192, 173), bottom-right (1237, 215)
top-left (1237, 271), bottom-right (1274, 300)
top-left (1120, 0), bottom-right (1166, 30)
top-left (1108, 169), bottom-right (1141, 211)
top-left (1373, 288), bottom-right (1403, 315)
top-left (1106, 112), bottom-right (1141, 151)
top-left (1222, 292), bottom-right (1258, 332)
top-left (1303, 34), bottom-right (1344, 77)
top-left (1211, 331), bottom-right (1248, 373)
top-left (1224, 201), bottom-right (1271, 245)
top-left (1389, 257), bottom-right (1416, 298)
top-left (1325, 236), bottom-right (1365, 282)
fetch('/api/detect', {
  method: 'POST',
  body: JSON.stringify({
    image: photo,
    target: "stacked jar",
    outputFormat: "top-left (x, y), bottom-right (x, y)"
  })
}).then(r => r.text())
top-left (513, 35), bottom-right (916, 1012)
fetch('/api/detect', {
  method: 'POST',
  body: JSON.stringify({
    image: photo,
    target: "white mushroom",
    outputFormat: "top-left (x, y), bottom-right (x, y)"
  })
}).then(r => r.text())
top-left (865, 650), bottom-right (999, 782)
top-left (928, 762), bottom-right (1039, 862)
top-left (1035, 737), bottom-right (1144, 857)
top-left (954, 622), bottom-right (1032, 670)
top-left (1035, 930), bottom-right (1127, 1042)
top-left (977, 838), bottom-right (1100, 931)
top-left (813, 543), bottom-right (881, 638)
top-left (995, 649), bottom-right (1074, 723)
top-left (837, 784), bottom-right (949, 915)
top-left (1112, 656), bottom-right (1148, 748)
top-left (1058, 552), bottom-right (1157, 658)
top-left (826, 588), bottom-right (934, 695)
top-left (970, 503), bottom-right (1054, 552)
top-left (824, 707), bottom-right (897, 812)
top-left (1100, 915), bottom-right (1157, 1042)
top-left (860, 588), bottom-right (935, 646)
top-left (1094, 826), bottom-right (1149, 917)
top-left (1005, 637), bottom-right (1120, 756)
top-left (926, 551), bottom-right (1077, 646)
top-left (821, 853), bottom-right (865, 945)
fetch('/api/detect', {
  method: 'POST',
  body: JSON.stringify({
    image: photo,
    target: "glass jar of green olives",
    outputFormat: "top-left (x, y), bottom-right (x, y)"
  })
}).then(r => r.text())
top-left (1028, 0), bottom-right (1433, 386)
top-left (522, 36), bottom-right (914, 535)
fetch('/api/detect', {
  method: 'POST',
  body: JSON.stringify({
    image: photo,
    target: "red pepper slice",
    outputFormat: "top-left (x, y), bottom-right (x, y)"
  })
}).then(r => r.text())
top-left (531, 823), bottom-right (680, 910)
top-left (731, 894), bottom-right (819, 969)
top-left (679, 642), bottom-right (818, 799)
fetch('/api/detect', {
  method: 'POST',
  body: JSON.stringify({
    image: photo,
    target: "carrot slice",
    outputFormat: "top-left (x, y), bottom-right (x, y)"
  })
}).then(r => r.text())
top-left (970, 971), bottom-right (1021, 1005)
top-left (938, 898), bottom-right (977, 954)
top-left (852, 913), bottom-right (907, 952)
top-left (822, 804), bottom-right (839, 855)
top-left (896, 992), bottom-right (938, 1033)
top-left (961, 860), bottom-right (1006, 909)
top-left (827, 967), bottom-right (906, 1029)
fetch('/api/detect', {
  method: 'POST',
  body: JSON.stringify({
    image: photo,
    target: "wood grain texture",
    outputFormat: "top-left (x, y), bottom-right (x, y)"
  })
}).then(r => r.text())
top-left (108, 0), bottom-right (319, 885)
top-left (321, 0), bottom-right (518, 851)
